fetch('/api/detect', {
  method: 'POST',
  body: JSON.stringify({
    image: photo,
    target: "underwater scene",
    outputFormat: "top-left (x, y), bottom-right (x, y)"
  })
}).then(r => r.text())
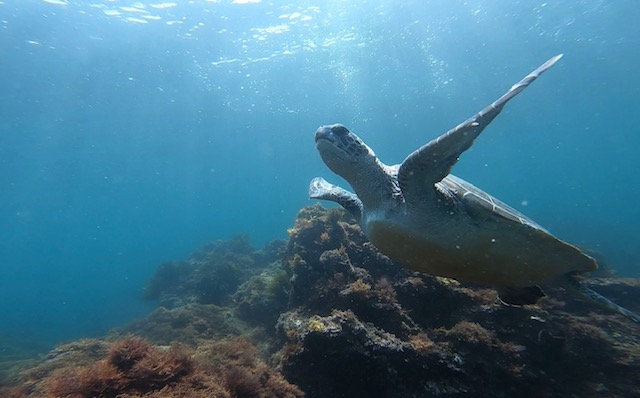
top-left (1, 0), bottom-right (639, 397)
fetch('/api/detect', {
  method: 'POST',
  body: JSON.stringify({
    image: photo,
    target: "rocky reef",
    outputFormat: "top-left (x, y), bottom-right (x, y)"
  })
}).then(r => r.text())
top-left (142, 235), bottom-right (284, 308)
top-left (274, 205), bottom-right (640, 397)
top-left (2, 204), bottom-right (639, 397)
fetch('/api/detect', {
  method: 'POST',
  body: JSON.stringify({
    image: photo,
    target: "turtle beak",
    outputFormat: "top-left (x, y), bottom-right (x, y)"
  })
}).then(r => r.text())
top-left (315, 125), bottom-right (334, 143)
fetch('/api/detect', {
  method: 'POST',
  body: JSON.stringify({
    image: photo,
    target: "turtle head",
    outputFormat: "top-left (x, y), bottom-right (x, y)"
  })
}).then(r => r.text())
top-left (314, 124), bottom-right (376, 180)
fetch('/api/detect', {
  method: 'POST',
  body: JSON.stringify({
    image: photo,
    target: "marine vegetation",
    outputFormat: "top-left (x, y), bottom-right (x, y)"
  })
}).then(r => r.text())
top-left (1, 335), bottom-right (303, 398)
top-left (2, 205), bottom-right (640, 398)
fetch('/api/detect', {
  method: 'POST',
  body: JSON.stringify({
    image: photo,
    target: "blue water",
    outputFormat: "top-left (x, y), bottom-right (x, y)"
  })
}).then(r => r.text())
top-left (0, 0), bottom-right (638, 349)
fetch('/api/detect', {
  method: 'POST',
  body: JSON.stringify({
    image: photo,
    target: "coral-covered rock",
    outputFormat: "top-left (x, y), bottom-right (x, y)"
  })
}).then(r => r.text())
top-left (121, 304), bottom-right (251, 346)
top-left (274, 205), bottom-right (640, 398)
top-left (143, 235), bottom-right (282, 308)
top-left (233, 262), bottom-right (293, 326)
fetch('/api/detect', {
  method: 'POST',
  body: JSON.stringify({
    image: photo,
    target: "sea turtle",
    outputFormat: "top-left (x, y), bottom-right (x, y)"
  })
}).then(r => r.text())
top-left (310, 54), bottom-right (639, 323)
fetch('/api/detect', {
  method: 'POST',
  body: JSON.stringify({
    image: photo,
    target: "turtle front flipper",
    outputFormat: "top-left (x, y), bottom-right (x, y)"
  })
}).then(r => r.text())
top-left (562, 274), bottom-right (640, 323)
top-left (398, 54), bottom-right (563, 205)
top-left (309, 177), bottom-right (363, 221)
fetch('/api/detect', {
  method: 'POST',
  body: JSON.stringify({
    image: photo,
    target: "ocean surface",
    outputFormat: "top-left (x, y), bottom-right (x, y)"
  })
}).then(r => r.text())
top-left (0, 0), bottom-right (638, 351)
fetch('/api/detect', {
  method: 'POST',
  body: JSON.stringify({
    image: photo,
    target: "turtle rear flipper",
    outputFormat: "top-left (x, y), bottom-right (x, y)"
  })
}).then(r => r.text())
top-left (562, 274), bottom-right (640, 323)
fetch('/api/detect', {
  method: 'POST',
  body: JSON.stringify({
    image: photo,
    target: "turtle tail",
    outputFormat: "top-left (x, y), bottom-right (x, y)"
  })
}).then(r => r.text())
top-left (562, 274), bottom-right (640, 323)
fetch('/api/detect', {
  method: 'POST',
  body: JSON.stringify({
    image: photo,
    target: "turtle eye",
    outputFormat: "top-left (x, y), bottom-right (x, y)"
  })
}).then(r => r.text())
top-left (331, 124), bottom-right (350, 136)
top-left (329, 125), bottom-right (353, 148)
